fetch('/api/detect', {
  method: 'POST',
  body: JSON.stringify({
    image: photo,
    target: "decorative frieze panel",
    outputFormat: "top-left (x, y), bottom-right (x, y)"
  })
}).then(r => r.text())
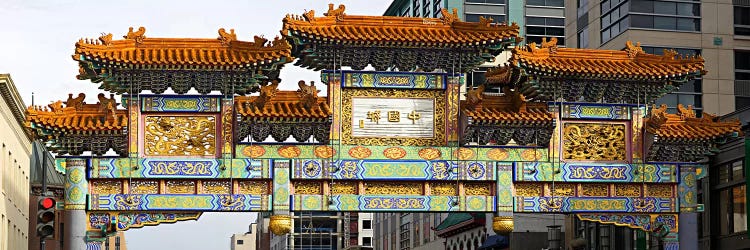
top-left (141, 96), bottom-right (221, 112)
top-left (90, 158), bottom-right (267, 179)
top-left (577, 214), bottom-right (678, 233)
top-left (341, 71), bottom-right (446, 89)
top-left (291, 195), bottom-right (495, 212)
top-left (517, 197), bottom-right (676, 213)
top-left (515, 162), bottom-right (677, 183)
top-left (238, 121), bottom-right (331, 144)
top-left (462, 126), bottom-right (554, 146)
top-left (238, 144), bottom-right (548, 161)
top-left (291, 159), bottom-right (495, 181)
top-left (87, 212), bottom-right (202, 231)
top-left (513, 183), bottom-right (674, 199)
top-left (561, 103), bottom-right (631, 120)
top-left (143, 115), bottom-right (217, 157)
top-left (89, 194), bottom-right (270, 211)
top-left (562, 122), bottom-right (627, 161)
top-left (89, 179), bottom-right (272, 196)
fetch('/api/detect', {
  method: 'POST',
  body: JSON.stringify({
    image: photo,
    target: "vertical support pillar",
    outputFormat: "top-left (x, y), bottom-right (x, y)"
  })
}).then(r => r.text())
top-left (269, 160), bottom-right (292, 236)
top-left (328, 72), bottom-right (342, 143)
top-left (446, 76), bottom-right (460, 146)
top-left (675, 165), bottom-right (700, 250)
top-left (127, 95), bottom-right (140, 173)
top-left (221, 98), bottom-right (234, 177)
top-left (64, 158), bottom-right (88, 250)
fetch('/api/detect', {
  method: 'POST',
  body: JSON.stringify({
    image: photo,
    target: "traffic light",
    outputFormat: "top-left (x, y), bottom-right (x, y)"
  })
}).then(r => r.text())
top-left (36, 197), bottom-right (56, 238)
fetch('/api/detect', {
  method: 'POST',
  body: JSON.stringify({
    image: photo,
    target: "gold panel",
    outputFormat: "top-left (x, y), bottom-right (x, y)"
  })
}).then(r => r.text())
top-left (130, 180), bottom-right (159, 194)
top-left (166, 180), bottom-right (195, 194)
top-left (341, 89), bottom-right (446, 146)
top-left (331, 182), bottom-right (358, 194)
top-left (144, 115), bottom-right (217, 156)
top-left (615, 184), bottom-right (642, 197)
top-left (364, 182), bottom-right (422, 195)
top-left (563, 123), bottom-right (626, 161)
top-left (514, 183), bottom-right (542, 197)
top-left (431, 183), bottom-right (457, 196)
top-left (201, 180), bottom-right (230, 194)
top-left (580, 184), bottom-right (609, 197)
top-left (465, 183), bottom-right (492, 196)
top-left (238, 181), bottom-right (269, 195)
top-left (294, 182), bottom-right (322, 195)
top-left (91, 180), bottom-right (122, 194)
top-left (646, 184), bottom-right (673, 198)
top-left (551, 183), bottom-right (576, 196)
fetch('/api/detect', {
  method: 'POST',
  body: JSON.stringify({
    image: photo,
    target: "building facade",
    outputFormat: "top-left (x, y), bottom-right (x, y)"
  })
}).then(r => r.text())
top-left (373, 213), bottom-right (561, 250)
top-left (384, 0), bottom-right (566, 47)
top-left (699, 107), bottom-right (749, 249)
top-left (232, 223), bottom-right (257, 250)
top-left (1, 74), bottom-right (32, 250)
top-left (567, 0), bottom-right (750, 116)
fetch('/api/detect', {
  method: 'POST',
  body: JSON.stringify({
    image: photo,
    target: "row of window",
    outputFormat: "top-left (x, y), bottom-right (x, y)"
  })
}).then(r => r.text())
top-left (735, 51), bottom-right (750, 109)
top-left (649, 46), bottom-right (703, 114)
top-left (737, 7), bottom-right (750, 36)
top-left (600, 0), bottom-right (701, 44)
top-left (714, 159), bottom-right (747, 235)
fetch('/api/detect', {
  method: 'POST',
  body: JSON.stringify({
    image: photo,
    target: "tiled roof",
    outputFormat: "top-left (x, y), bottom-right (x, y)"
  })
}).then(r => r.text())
top-left (646, 104), bottom-right (741, 140)
top-left (511, 39), bottom-right (705, 80)
top-left (462, 87), bottom-right (553, 124)
top-left (74, 27), bottom-right (292, 68)
top-left (26, 96), bottom-right (127, 133)
top-left (282, 5), bottom-right (520, 46)
top-left (434, 213), bottom-right (485, 237)
top-left (235, 91), bottom-right (331, 120)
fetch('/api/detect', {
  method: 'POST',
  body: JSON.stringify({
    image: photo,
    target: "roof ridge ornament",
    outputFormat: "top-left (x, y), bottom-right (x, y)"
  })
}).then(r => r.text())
top-left (625, 40), bottom-right (643, 58)
top-left (253, 35), bottom-right (268, 48)
top-left (98, 33), bottom-right (113, 46)
top-left (124, 26), bottom-right (146, 44)
top-left (464, 84), bottom-right (486, 109)
top-left (252, 80), bottom-right (280, 109)
top-left (324, 3), bottom-right (346, 21)
top-left (65, 93), bottom-right (86, 111)
top-left (297, 80), bottom-right (321, 110)
top-left (218, 28), bottom-right (237, 46)
top-left (540, 37), bottom-right (558, 54)
top-left (303, 9), bottom-right (316, 22)
top-left (440, 8), bottom-right (459, 25)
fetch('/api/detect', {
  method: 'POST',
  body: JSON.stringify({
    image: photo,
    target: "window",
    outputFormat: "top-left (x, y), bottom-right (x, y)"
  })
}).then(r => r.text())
top-left (363, 237), bottom-right (372, 246)
top-left (237, 239), bottom-right (244, 245)
top-left (736, 7), bottom-right (750, 36)
top-left (423, 0), bottom-right (430, 17)
top-left (527, 0), bottom-right (564, 7)
top-left (465, 14), bottom-right (506, 23)
top-left (714, 159), bottom-right (747, 235)
top-left (401, 7), bottom-right (410, 17)
top-left (400, 222), bottom-right (411, 250)
top-left (433, 0), bottom-right (442, 18)
top-left (363, 219), bottom-right (372, 229)
top-left (466, 0), bottom-right (505, 4)
top-left (736, 51), bottom-right (750, 108)
top-left (413, 0), bottom-right (420, 17)
top-left (644, 46), bottom-right (702, 115)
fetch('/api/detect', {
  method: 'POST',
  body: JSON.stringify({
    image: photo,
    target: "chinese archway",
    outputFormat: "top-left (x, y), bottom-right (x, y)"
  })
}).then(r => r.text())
top-left (24, 4), bottom-right (740, 250)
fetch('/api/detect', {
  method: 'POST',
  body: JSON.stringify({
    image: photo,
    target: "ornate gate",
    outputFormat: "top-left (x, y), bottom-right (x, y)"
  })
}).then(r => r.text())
top-left (25, 5), bottom-right (740, 250)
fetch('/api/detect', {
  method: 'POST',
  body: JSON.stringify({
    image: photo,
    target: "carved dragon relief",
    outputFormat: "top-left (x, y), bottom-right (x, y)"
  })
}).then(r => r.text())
top-left (144, 116), bottom-right (217, 157)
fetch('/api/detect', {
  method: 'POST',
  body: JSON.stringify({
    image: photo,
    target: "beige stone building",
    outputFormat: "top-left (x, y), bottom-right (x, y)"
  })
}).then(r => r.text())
top-left (566, 0), bottom-right (750, 116)
top-left (0, 74), bottom-right (32, 250)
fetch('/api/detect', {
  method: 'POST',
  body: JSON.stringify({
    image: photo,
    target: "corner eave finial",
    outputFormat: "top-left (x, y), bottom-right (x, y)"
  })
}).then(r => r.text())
top-left (218, 28), bottom-right (237, 46)
top-left (324, 3), bottom-right (346, 21)
top-left (625, 40), bottom-right (643, 58)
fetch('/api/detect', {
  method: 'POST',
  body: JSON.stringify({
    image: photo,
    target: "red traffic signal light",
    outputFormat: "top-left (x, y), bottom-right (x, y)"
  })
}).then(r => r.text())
top-left (40, 197), bottom-right (55, 210)
top-left (37, 197), bottom-right (56, 238)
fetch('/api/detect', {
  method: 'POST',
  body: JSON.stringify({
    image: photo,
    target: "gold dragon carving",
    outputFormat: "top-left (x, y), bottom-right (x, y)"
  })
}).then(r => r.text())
top-left (364, 182), bottom-right (422, 195)
top-left (464, 183), bottom-right (491, 196)
top-left (430, 183), bottom-right (457, 196)
top-left (293, 182), bottom-right (322, 195)
top-left (331, 182), bottom-right (358, 194)
top-left (144, 116), bottom-right (216, 156)
top-left (563, 123), bottom-right (627, 161)
top-left (238, 181), bottom-right (269, 195)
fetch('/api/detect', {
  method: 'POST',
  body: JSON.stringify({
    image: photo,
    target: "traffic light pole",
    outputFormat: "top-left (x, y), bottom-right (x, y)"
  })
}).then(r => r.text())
top-left (40, 143), bottom-right (47, 250)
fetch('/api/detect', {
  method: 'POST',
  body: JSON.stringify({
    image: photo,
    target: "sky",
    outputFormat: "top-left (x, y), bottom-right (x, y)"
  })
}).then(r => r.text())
top-left (0, 0), bottom-right (390, 249)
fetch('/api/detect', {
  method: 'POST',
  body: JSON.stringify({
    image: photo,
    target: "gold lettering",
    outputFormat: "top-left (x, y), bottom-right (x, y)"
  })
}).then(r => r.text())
top-left (367, 110), bottom-right (381, 124)
top-left (388, 111), bottom-right (400, 122)
top-left (408, 110), bottom-right (421, 124)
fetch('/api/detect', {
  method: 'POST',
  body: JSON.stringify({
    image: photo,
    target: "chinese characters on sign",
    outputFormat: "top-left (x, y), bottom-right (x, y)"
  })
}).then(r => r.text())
top-left (351, 97), bottom-right (435, 138)
top-left (362, 110), bottom-right (421, 126)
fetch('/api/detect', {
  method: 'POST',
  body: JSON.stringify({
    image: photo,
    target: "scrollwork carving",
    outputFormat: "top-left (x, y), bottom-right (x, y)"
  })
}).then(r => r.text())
top-left (364, 182), bottom-right (422, 195)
